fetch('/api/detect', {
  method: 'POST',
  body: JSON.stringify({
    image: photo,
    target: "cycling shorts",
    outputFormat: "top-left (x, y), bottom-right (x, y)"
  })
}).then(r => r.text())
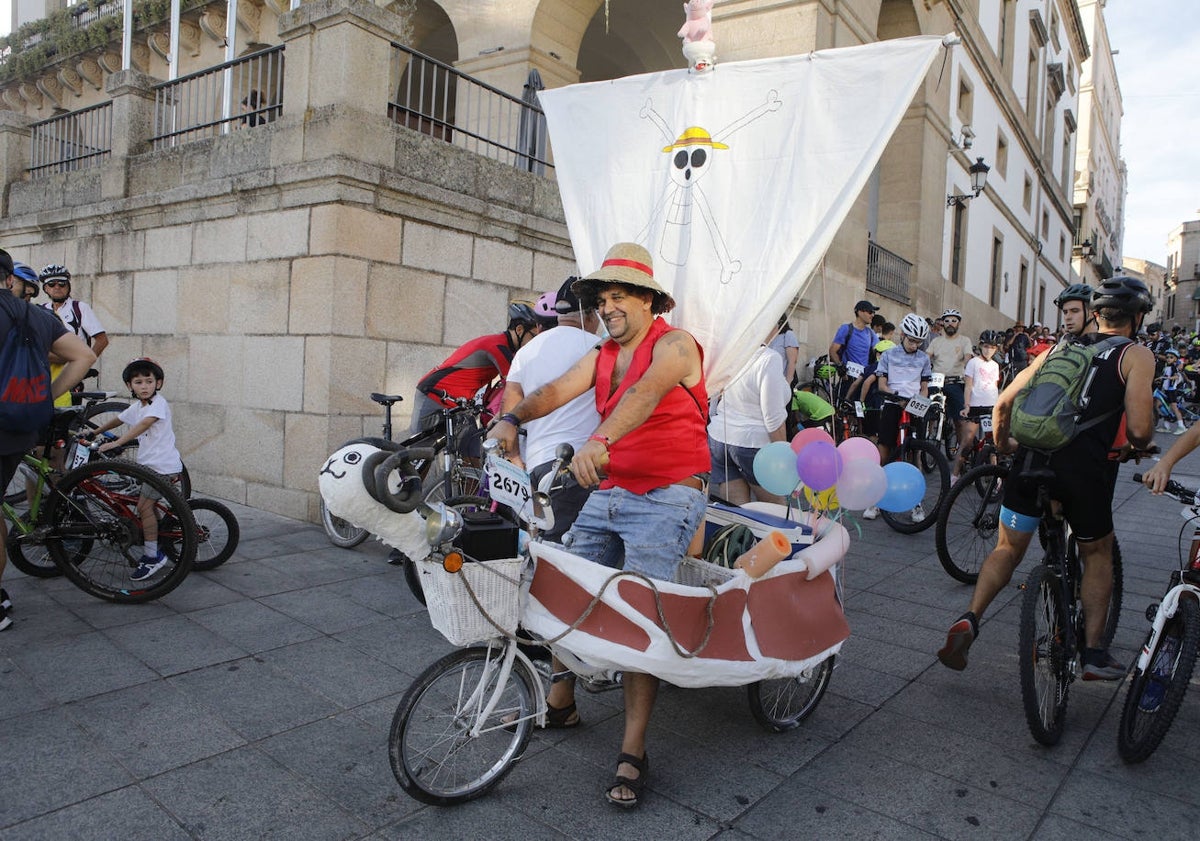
top-left (999, 451), bottom-right (1119, 542)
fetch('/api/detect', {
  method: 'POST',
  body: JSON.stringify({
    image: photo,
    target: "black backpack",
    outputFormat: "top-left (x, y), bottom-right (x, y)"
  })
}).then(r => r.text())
top-left (0, 295), bottom-right (54, 434)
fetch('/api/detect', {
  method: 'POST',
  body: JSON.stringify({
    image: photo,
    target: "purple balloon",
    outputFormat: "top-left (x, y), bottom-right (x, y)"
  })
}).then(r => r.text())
top-left (796, 441), bottom-right (843, 492)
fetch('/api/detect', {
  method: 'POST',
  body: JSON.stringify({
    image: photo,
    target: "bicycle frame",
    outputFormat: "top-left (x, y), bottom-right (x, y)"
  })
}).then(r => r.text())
top-left (1, 452), bottom-right (56, 534)
top-left (466, 640), bottom-right (548, 737)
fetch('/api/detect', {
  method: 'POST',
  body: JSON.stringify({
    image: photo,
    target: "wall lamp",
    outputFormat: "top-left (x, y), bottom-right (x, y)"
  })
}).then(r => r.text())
top-left (1077, 239), bottom-right (1095, 259)
top-left (946, 157), bottom-right (990, 207)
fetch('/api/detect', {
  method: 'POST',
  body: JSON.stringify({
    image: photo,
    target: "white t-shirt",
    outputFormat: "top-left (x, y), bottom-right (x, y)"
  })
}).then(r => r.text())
top-left (118, 396), bottom-right (183, 475)
top-left (926, 334), bottom-right (974, 378)
top-left (964, 356), bottom-right (1000, 408)
top-left (708, 346), bottom-right (791, 448)
top-left (507, 325), bottom-right (601, 468)
top-left (43, 296), bottom-right (105, 342)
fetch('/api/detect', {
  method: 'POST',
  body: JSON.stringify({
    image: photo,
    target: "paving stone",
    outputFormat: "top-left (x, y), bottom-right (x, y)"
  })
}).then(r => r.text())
top-left (1, 785), bottom-right (191, 841)
top-left (103, 614), bottom-right (247, 676)
top-left (187, 598), bottom-right (325, 653)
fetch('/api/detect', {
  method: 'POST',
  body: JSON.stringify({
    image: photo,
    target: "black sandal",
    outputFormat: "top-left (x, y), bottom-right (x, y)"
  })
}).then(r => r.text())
top-left (605, 752), bottom-right (649, 808)
top-left (545, 700), bottom-right (582, 729)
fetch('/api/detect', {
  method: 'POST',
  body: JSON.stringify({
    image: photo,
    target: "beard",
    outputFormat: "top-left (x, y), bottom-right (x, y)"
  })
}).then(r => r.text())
top-left (943, 324), bottom-right (958, 335)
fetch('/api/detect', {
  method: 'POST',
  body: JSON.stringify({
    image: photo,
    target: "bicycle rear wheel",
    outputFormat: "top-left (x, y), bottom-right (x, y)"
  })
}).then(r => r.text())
top-left (319, 498), bottom-right (369, 548)
top-left (45, 461), bottom-right (196, 603)
top-left (747, 656), bottom-right (834, 732)
top-left (4, 533), bottom-right (74, 578)
top-left (423, 464), bottom-right (484, 506)
top-left (881, 439), bottom-right (949, 534)
top-left (1018, 564), bottom-right (1070, 746)
top-left (935, 464), bottom-right (1007, 584)
top-left (175, 498), bottom-right (240, 571)
top-left (1118, 595), bottom-right (1200, 763)
top-left (389, 645), bottom-right (537, 805)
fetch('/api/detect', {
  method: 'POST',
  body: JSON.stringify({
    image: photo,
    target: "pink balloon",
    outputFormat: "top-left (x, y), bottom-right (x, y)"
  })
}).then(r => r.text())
top-left (837, 435), bottom-right (881, 466)
top-left (790, 427), bottom-right (835, 454)
top-left (796, 441), bottom-right (843, 492)
top-left (835, 460), bottom-right (886, 510)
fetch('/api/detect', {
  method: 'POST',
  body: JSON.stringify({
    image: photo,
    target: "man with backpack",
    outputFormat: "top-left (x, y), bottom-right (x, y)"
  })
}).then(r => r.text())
top-left (937, 277), bottom-right (1156, 680)
top-left (0, 249), bottom-right (95, 632)
top-left (38, 264), bottom-right (109, 407)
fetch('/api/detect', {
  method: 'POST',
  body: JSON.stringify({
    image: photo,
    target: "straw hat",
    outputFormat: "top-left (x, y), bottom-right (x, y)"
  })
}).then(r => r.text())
top-left (661, 127), bottom-right (729, 153)
top-left (573, 242), bottom-right (675, 314)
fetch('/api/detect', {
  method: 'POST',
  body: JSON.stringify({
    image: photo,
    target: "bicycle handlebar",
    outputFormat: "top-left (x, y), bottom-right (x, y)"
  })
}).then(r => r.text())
top-left (1132, 474), bottom-right (1197, 506)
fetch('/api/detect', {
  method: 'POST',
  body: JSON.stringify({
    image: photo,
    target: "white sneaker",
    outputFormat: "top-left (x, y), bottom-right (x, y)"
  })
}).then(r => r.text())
top-left (862, 506), bottom-right (879, 520)
top-left (910, 504), bottom-right (926, 523)
top-left (1174, 423), bottom-right (1188, 435)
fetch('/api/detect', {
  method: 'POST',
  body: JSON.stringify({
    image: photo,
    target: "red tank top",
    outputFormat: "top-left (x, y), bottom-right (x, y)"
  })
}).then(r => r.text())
top-left (594, 318), bottom-right (710, 493)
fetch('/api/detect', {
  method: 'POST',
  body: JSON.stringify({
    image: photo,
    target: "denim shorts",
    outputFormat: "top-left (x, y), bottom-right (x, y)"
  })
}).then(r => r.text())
top-left (561, 484), bottom-right (708, 581)
top-left (709, 438), bottom-right (759, 486)
top-left (941, 381), bottom-right (966, 420)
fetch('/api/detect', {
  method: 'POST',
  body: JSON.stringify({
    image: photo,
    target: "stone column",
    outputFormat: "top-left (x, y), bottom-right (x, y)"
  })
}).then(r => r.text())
top-left (0, 110), bottom-right (34, 212)
top-left (102, 69), bottom-right (160, 199)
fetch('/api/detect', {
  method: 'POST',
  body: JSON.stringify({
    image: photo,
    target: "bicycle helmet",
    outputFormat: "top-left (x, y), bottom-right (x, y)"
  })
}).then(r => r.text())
top-left (1092, 275), bottom-right (1154, 314)
top-left (1054, 282), bottom-right (1094, 309)
top-left (38, 263), bottom-right (71, 287)
top-left (900, 313), bottom-right (929, 341)
top-left (11, 261), bottom-right (39, 298)
top-left (506, 301), bottom-right (538, 329)
top-left (122, 357), bottom-right (165, 385)
top-left (533, 291), bottom-right (558, 319)
top-left (940, 308), bottom-right (962, 320)
top-left (815, 362), bottom-right (839, 380)
top-left (979, 330), bottom-right (1002, 346)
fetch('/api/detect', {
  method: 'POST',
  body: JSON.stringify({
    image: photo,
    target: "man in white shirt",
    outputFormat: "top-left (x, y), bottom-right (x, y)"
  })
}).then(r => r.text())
top-left (500, 277), bottom-right (601, 540)
top-left (38, 264), bottom-right (108, 407)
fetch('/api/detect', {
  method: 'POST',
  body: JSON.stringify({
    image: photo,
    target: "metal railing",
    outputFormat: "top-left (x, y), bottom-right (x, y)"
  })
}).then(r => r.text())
top-left (28, 101), bottom-right (113, 178)
top-left (151, 45), bottom-right (284, 149)
top-left (70, 0), bottom-right (122, 29)
top-left (389, 43), bottom-right (552, 175)
top-left (865, 239), bottom-right (912, 305)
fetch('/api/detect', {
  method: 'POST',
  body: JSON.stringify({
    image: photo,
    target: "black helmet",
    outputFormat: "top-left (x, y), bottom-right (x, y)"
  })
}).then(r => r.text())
top-left (38, 264), bottom-right (71, 288)
top-left (1054, 283), bottom-right (1094, 309)
top-left (979, 330), bottom-right (1002, 346)
top-left (507, 302), bottom-right (538, 329)
top-left (122, 357), bottom-right (165, 385)
top-left (1092, 276), bottom-right (1154, 314)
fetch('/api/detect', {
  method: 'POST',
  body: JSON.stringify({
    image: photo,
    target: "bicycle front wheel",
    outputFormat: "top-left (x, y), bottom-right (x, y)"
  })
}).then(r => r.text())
top-left (881, 439), bottom-right (949, 534)
top-left (1118, 595), bottom-right (1200, 763)
top-left (935, 464), bottom-right (1007, 584)
top-left (4, 533), bottom-right (71, 578)
top-left (45, 461), bottom-right (196, 603)
top-left (178, 498), bottom-right (240, 571)
top-left (1018, 564), bottom-right (1070, 746)
top-left (389, 645), bottom-right (537, 805)
top-left (319, 498), bottom-right (369, 548)
top-left (747, 656), bottom-right (834, 732)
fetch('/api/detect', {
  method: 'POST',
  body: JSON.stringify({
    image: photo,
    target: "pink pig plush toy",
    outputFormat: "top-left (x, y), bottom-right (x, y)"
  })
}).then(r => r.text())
top-left (677, 0), bottom-right (715, 44)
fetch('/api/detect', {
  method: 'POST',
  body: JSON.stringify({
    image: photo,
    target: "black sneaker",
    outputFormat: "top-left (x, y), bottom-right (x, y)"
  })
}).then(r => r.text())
top-left (1081, 648), bottom-right (1126, 681)
top-left (0, 587), bottom-right (10, 611)
top-left (0, 604), bottom-right (11, 632)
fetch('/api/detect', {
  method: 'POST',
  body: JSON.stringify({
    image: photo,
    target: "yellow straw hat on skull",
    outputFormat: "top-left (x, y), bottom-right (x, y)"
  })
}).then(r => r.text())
top-left (661, 126), bottom-right (729, 153)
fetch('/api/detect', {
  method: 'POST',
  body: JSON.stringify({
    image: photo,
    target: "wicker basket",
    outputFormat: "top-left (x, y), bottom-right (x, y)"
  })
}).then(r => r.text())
top-left (419, 556), bottom-right (526, 647)
top-left (674, 557), bottom-right (738, 588)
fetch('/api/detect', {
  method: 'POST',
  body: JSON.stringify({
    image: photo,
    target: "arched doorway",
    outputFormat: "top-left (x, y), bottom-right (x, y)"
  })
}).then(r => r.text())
top-left (388, 0), bottom-right (460, 139)
top-left (577, 0), bottom-right (682, 83)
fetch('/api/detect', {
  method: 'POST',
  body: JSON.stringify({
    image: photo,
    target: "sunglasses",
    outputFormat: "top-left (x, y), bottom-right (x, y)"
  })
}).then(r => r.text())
top-left (43, 279), bottom-right (69, 288)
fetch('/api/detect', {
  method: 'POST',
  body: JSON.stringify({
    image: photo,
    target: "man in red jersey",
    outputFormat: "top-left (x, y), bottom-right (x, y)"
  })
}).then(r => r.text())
top-left (488, 242), bottom-right (709, 809)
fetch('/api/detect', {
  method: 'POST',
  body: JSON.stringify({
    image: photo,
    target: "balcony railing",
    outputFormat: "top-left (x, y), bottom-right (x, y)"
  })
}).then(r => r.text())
top-left (865, 239), bottom-right (912, 305)
top-left (389, 43), bottom-right (552, 175)
top-left (27, 100), bottom-right (113, 178)
top-left (151, 45), bottom-right (284, 149)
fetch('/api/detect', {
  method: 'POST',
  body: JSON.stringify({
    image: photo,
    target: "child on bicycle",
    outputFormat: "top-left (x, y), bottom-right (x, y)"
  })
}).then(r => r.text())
top-left (1158, 349), bottom-right (1188, 435)
top-left (952, 330), bottom-right (1002, 482)
top-left (85, 358), bottom-right (184, 581)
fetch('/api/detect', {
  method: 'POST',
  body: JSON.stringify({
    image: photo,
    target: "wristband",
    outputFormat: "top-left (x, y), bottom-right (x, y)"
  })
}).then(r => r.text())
top-left (498, 413), bottom-right (521, 428)
top-left (588, 434), bottom-right (611, 448)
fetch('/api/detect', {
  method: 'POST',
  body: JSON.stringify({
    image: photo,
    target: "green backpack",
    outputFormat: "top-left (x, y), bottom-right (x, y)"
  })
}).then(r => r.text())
top-left (1009, 335), bottom-right (1130, 452)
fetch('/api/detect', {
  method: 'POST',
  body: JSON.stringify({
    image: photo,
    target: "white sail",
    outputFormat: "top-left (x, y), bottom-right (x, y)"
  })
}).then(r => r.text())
top-left (540, 35), bottom-right (949, 392)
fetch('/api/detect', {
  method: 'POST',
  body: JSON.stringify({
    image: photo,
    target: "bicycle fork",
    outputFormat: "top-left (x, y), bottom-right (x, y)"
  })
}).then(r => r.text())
top-left (1135, 581), bottom-right (1200, 674)
top-left (466, 642), bottom-right (547, 737)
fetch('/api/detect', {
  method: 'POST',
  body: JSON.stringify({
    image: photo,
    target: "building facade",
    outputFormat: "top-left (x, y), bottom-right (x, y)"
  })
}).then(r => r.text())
top-left (0, 0), bottom-right (1112, 519)
top-left (1159, 221), bottom-right (1200, 333)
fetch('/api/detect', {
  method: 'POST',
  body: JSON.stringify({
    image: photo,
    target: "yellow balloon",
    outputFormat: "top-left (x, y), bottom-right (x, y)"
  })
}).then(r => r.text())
top-left (803, 485), bottom-right (839, 511)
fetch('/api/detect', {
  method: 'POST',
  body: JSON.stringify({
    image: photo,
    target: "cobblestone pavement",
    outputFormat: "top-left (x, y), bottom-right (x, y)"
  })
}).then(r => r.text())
top-left (3, 436), bottom-right (1200, 839)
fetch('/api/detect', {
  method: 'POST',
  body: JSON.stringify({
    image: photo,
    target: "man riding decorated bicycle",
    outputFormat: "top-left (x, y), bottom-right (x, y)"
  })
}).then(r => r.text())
top-left (938, 277), bottom-right (1156, 680)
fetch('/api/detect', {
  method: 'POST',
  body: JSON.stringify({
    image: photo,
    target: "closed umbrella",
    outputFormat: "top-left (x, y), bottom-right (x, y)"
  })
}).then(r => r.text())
top-left (517, 68), bottom-right (547, 174)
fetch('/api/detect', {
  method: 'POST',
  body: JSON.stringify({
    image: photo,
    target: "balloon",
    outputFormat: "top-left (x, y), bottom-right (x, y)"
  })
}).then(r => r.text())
top-left (803, 484), bottom-right (839, 512)
top-left (790, 427), bottom-right (835, 454)
top-left (837, 436), bottom-right (880, 466)
top-left (753, 441), bottom-right (801, 497)
top-left (878, 461), bottom-right (927, 512)
top-left (796, 442), bottom-right (842, 491)
top-left (835, 460), bottom-right (886, 510)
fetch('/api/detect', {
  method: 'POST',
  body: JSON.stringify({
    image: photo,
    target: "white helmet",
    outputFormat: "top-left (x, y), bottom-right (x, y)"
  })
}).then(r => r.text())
top-left (940, 308), bottom-right (962, 320)
top-left (900, 313), bottom-right (929, 341)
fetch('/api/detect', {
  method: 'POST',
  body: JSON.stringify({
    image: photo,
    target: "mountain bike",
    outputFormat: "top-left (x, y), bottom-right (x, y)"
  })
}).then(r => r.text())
top-left (1117, 475), bottom-right (1200, 763)
top-left (877, 393), bottom-right (950, 534)
top-left (924, 373), bottom-right (959, 466)
top-left (934, 461), bottom-right (1007, 584)
top-left (1017, 463), bottom-right (1125, 746)
top-left (2, 412), bottom-right (197, 602)
top-left (319, 391), bottom-right (485, 548)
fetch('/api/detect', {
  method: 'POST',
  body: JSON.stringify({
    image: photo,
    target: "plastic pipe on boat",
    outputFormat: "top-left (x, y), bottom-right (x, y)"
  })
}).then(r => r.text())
top-left (733, 530), bottom-right (791, 578)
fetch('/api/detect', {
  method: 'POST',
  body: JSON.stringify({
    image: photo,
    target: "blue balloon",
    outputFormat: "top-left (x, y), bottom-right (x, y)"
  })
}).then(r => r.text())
top-left (878, 461), bottom-right (926, 512)
top-left (752, 441), bottom-right (801, 497)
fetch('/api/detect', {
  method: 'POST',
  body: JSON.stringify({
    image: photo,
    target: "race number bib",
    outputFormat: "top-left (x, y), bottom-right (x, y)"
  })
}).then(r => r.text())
top-left (905, 395), bottom-right (932, 418)
top-left (845, 361), bottom-right (865, 379)
top-left (980, 415), bottom-right (993, 433)
top-left (68, 442), bottom-right (90, 470)
top-left (485, 455), bottom-right (532, 513)
top-left (929, 373), bottom-right (945, 388)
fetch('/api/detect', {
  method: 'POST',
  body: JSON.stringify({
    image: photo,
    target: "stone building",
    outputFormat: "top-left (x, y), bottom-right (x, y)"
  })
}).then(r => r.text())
top-left (0, 0), bottom-right (1100, 520)
top-left (1159, 221), bottom-right (1200, 333)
